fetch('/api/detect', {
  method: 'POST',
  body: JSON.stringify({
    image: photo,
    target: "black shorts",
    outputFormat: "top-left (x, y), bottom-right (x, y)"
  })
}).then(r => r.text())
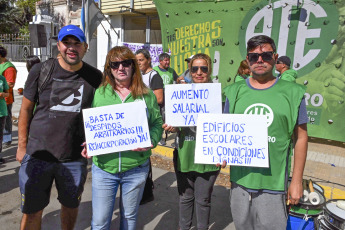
top-left (19, 154), bottom-right (88, 214)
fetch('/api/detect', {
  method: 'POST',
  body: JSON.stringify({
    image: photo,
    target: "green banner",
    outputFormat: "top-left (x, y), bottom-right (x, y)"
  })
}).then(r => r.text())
top-left (155, 0), bottom-right (345, 142)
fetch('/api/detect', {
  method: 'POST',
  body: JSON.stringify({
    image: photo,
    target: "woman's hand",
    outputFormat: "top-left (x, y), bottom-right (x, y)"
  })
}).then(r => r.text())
top-left (177, 76), bottom-right (186, 84)
top-left (81, 142), bottom-right (91, 158)
top-left (162, 123), bottom-right (177, 133)
top-left (132, 144), bottom-right (153, 152)
top-left (216, 160), bottom-right (227, 168)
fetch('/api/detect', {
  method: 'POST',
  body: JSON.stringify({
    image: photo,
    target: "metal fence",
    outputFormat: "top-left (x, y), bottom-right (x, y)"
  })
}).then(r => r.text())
top-left (0, 34), bottom-right (32, 62)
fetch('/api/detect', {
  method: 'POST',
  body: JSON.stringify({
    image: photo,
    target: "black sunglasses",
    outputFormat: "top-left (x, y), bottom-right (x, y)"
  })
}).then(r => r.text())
top-left (191, 66), bottom-right (208, 73)
top-left (110, 59), bottom-right (133, 69)
top-left (276, 61), bottom-right (284, 64)
top-left (247, 52), bottom-right (274, 62)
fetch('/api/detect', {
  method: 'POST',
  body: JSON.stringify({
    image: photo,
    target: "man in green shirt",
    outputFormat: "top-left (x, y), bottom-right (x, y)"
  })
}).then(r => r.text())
top-left (224, 35), bottom-right (308, 230)
top-left (153, 53), bottom-right (178, 145)
top-left (153, 53), bottom-right (178, 86)
top-left (275, 56), bottom-right (298, 82)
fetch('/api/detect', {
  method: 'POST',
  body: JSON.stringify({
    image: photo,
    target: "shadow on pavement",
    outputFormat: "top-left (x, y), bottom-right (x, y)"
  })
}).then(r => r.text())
top-left (0, 145), bottom-right (20, 194)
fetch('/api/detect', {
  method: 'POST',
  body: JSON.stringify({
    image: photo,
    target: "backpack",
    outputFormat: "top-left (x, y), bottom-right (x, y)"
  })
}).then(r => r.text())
top-left (36, 58), bottom-right (56, 104)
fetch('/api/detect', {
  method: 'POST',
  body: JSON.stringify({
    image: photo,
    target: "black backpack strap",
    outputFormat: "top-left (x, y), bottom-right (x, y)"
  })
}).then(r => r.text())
top-left (35, 58), bottom-right (55, 105)
top-left (38, 58), bottom-right (56, 94)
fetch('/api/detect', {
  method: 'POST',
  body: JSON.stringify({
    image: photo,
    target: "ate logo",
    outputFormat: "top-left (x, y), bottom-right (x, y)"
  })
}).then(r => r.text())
top-left (244, 103), bottom-right (274, 127)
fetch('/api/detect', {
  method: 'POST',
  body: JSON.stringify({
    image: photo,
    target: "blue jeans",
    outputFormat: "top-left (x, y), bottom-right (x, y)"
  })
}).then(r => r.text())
top-left (3, 104), bottom-right (12, 144)
top-left (91, 160), bottom-right (150, 230)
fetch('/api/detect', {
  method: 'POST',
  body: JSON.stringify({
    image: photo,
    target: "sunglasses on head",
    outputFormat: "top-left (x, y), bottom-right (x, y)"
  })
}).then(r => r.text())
top-left (191, 66), bottom-right (208, 73)
top-left (110, 59), bottom-right (133, 69)
top-left (247, 52), bottom-right (274, 62)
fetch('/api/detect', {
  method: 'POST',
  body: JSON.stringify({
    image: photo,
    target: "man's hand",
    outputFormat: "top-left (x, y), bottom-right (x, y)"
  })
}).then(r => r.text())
top-left (287, 179), bottom-right (303, 205)
top-left (81, 142), bottom-right (91, 158)
top-left (17, 96), bottom-right (35, 163)
top-left (16, 147), bottom-right (26, 163)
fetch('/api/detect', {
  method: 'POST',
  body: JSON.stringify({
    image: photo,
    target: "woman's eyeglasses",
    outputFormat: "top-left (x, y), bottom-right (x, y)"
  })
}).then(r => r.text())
top-left (247, 52), bottom-right (274, 62)
top-left (110, 59), bottom-right (133, 69)
top-left (191, 66), bottom-right (208, 73)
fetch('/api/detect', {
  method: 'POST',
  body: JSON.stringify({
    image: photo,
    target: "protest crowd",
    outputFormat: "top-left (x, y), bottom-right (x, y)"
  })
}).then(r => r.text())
top-left (1, 23), bottom-right (338, 230)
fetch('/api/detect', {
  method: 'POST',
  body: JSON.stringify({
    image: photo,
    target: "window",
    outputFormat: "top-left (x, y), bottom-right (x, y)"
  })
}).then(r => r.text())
top-left (123, 15), bottom-right (162, 44)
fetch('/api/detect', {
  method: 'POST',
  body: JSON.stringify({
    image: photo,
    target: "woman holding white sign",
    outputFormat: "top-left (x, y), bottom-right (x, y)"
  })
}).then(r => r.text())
top-left (82, 46), bottom-right (163, 230)
top-left (163, 53), bottom-right (224, 230)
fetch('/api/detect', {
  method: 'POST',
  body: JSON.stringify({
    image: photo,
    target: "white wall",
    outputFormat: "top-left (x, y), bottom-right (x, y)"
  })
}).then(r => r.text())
top-left (12, 62), bottom-right (28, 90)
top-left (97, 15), bottom-right (121, 70)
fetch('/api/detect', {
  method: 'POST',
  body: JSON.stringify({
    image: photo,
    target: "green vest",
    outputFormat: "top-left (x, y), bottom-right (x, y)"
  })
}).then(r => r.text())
top-left (280, 69), bottom-right (298, 82)
top-left (0, 61), bottom-right (16, 75)
top-left (224, 79), bottom-right (305, 191)
top-left (153, 66), bottom-right (174, 86)
top-left (177, 127), bottom-right (219, 173)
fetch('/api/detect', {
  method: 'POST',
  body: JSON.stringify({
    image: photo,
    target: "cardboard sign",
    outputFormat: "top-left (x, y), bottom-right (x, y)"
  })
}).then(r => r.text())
top-left (195, 114), bottom-right (269, 167)
top-left (165, 83), bottom-right (222, 126)
top-left (83, 101), bottom-right (151, 156)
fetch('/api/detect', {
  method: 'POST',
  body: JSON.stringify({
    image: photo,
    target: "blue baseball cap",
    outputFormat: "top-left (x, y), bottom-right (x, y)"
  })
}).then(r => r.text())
top-left (58, 25), bottom-right (86, 43)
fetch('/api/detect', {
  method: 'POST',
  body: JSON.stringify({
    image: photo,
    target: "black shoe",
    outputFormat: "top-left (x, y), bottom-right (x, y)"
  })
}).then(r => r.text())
top-left (2, 143), bottom-right (11, 150)
top-left (0, 158), bottom-right (5, 164)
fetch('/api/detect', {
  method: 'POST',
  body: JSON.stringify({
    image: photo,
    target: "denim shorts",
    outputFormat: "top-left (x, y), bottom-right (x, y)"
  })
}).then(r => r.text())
top-left (19, 154), bottom-right (88, 214)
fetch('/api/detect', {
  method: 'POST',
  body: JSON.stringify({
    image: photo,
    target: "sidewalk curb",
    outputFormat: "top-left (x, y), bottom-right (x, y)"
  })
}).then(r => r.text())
top-left (152, 145), bottom-right (345, 200)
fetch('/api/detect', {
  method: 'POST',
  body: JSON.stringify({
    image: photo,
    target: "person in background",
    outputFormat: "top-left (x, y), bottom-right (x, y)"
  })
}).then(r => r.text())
top-left (135, 49), bottom-right (164, 105)
top-left (26, 55), bottom-right (41, 72)
top-left (163, 53), bottom-right (224, 230)
top-left (275, 56), bottom-right (298, 82)
top-left (0, 74), bottom-right (9, 164)
top-left (153, 53), bottom-right (178, 145)
top-left (224, 35), bottom-right (308, 230)
top-left (234, 59), bottom-right (251, 82)
top-left (17, 25), bottom-right (103, 230)
top-left (82, 46), bottom-right (163, 230)
top-left (177, 55), bottom-right (193, 84)
top-left (0, 46), bottom-right (17, 149)
top-left (153, 52), bottom-right (178, 85)
top-left (135, 48), bottom-right (164, 204)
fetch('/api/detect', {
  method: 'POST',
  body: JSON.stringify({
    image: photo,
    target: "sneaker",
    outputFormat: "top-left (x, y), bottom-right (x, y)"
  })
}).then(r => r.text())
top-left (0, 158), bottom-right (5, 164)
top-left (2, 143), bottom-right (11, 150)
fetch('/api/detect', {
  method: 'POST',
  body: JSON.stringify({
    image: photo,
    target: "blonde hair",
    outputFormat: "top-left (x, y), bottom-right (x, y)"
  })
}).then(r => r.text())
top-left (189, 53), bottom-right (212, 82)
top-left (237, 60), bottom-right (250, 76)
top-left (101, 46), bottom-right (148, 98)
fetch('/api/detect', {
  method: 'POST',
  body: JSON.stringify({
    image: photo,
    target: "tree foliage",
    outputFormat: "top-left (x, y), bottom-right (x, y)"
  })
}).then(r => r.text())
top-left (0, 0), bottom-right (39, 34)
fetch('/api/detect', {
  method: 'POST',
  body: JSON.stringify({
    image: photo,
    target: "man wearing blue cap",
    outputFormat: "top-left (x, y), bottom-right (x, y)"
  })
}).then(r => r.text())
top-left (17, 24), bottom-right (102, 229)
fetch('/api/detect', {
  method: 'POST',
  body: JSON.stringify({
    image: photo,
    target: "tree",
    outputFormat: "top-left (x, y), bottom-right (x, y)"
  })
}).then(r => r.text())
top-left (0, 0), bottom-right (38, 34)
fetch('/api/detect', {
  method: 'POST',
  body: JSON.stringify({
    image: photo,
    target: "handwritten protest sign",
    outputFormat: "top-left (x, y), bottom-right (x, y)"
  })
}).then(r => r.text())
top-left (165, 83), bottom-right (222, 127)
top-left (83, 101), bottom-right (151, 156)
top-left (195, 114), bottom-right (269, 167)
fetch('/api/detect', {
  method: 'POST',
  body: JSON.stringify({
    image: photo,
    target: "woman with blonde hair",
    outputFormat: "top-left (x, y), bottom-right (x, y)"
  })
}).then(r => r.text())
top-left (82, 46), bottom-right (163, 230)
top-left (163, 53), bottom-right (224, 230)
top-left (234, 59), bottom-right (251, 82)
